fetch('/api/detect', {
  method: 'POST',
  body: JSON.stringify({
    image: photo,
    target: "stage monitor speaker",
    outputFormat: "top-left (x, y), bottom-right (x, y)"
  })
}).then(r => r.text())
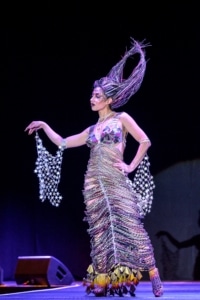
top-left (15, 256), bottom-right (74, 286)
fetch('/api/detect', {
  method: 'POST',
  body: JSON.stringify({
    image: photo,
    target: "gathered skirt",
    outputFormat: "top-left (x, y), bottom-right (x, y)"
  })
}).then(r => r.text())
top-left (82, 143), bottom-right (155, 295)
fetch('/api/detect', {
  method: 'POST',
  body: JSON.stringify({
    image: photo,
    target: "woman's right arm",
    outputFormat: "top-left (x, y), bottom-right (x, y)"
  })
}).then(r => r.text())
top-left (24, 121), bottom-right (89, 148)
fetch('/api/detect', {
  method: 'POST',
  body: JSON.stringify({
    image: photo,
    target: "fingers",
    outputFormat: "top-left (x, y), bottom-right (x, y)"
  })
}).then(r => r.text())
top-left (24, 121), bottom-right (41, 134)
top-left (28, 128), bottom-right (35, 135)
top-left (115, 162), bottom-right (127, 172)
top-left (113, 163), bottom-right (128, 175)
top-left (24, 122), bottom-right (33, 131)
top-left (24, 126), bottom-right (31, 132)
top-left (24, 125), bottom-right (35, 134)
top-left (25, 128), bottom-right (34, 135)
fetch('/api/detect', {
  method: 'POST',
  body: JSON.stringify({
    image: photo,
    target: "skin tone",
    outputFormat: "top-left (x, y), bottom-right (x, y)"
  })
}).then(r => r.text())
top-left (25, 86), bottom-right (151, 174)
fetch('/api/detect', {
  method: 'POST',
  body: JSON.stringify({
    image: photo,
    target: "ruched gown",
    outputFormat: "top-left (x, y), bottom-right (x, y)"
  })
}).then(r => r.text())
top-left (82, 112), bottom-right (155, 296)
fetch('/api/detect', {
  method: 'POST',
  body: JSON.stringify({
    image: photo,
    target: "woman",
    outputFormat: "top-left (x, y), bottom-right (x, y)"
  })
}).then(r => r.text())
top-left (25, 38), bottom-right (163, 297)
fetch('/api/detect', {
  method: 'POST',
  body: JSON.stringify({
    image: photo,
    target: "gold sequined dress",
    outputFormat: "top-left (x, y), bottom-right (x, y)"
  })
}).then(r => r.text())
top-left (83, 112), bottom-right (155, 296)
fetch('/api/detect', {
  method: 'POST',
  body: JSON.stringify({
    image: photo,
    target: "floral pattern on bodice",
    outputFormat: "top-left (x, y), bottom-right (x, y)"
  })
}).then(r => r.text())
top-left (86, 113), bottom-right (126, 148)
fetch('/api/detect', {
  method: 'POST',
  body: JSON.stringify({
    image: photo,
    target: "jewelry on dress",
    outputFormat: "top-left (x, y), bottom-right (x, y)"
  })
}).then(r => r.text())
top-left (98, 111), bottom-right (114, 123)
top-left (96, 112), bottom-right (115, 137)
top-left (34, 131), bottom-right (65, 207)
top-left (127, 154), bottom-right (155, 217)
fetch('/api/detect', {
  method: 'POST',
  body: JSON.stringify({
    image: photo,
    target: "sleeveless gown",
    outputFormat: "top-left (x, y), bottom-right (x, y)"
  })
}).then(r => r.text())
top-left (82, 112), bottom-right (155, 296)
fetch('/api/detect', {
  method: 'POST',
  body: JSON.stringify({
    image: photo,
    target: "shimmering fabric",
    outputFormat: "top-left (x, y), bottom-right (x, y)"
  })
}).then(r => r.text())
top-left (86, 117), bottom-right (124, 146)
top-left (83, 113), bottom-right (155, 296)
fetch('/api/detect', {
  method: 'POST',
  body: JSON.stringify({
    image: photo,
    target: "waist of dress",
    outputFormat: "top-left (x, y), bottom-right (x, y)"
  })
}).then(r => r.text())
top-left (89, 144), bottom-right (123, 164)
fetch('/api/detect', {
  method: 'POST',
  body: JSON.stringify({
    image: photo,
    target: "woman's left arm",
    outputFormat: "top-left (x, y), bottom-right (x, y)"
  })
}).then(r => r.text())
top-left (120, 112), bottom-right (151, 173)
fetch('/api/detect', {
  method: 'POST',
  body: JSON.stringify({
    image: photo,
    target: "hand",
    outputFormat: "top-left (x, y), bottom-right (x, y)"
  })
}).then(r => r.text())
top-left (113, 160), bottom-right (132, 175)
top-left (24, 121), bottom-right (44, 135)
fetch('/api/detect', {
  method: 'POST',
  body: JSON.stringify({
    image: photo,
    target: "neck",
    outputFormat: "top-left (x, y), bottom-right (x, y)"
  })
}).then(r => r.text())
top-left (98, 111), bottom-right (114, 122)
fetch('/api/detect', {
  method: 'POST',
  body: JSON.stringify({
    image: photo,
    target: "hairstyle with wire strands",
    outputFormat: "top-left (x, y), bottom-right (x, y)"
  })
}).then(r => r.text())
top-left (93, 38), bottom-right (150, 108)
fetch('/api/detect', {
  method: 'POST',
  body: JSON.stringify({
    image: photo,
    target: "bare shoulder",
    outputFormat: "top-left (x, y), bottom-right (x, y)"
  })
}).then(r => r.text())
top-left (117, 110), bottom-right (150, 144)
top-left (118, 111), bottom-right (136, 123)
top-left (84, 126), bottom-right (90, 134)
top-left (82, 126), bottom-right (90, 138)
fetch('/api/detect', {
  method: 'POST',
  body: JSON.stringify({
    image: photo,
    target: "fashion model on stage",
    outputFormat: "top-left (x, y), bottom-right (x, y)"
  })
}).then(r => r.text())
top-left (25, 38), bottom-right (163, 297)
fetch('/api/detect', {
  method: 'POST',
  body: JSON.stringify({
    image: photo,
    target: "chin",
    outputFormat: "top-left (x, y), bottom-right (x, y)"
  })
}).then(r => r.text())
top-left (91, 106), bottom-right (97, 111)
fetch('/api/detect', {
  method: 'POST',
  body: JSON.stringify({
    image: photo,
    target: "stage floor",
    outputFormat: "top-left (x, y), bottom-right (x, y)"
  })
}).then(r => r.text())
top-left (0, 281), bottom-right (200, 299)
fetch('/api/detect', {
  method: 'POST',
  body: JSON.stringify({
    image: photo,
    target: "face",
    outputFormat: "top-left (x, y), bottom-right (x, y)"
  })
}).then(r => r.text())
top-left (90, 87), bottom-right (110, 111)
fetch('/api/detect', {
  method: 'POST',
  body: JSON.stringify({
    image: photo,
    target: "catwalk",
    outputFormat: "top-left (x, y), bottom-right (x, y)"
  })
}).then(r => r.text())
top-left (0, 281), bottom-right (200, 299)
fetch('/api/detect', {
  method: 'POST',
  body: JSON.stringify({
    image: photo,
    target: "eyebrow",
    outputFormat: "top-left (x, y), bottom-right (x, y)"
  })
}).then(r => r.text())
top-left (93, 92), bottom-right (104, 97)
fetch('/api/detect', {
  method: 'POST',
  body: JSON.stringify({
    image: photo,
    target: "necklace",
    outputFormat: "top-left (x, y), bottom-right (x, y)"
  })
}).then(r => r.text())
top-left (96, 112), bottom-right (115, 133)
top-left (98, 112), bottom-right (114, 123)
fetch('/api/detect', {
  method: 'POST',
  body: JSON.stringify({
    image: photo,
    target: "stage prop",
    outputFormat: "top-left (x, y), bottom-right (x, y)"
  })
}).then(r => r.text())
top-left (15, 256), bottom-right (74, 287)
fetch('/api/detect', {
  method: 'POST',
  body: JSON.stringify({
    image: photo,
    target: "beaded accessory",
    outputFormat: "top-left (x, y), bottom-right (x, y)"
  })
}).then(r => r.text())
top-left (127, 154), bottom-right (155, 217)
top-left (34, 132), bottom-right (65, 207)
top-left (84, 263), bottom-right (141, 297)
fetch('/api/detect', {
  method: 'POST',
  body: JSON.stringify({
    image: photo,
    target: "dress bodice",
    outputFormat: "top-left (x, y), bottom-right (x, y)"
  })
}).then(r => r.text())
top-left (86, 112), bottom-right (126, 148)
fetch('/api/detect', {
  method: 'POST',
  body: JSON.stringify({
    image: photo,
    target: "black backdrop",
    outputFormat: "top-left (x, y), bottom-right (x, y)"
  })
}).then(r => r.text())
top-left (1, 2), bottom-right (200, 281)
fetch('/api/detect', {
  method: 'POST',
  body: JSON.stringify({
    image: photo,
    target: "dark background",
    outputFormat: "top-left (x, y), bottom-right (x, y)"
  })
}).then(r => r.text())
top-left (1, 1), bottom-right (200, 281)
